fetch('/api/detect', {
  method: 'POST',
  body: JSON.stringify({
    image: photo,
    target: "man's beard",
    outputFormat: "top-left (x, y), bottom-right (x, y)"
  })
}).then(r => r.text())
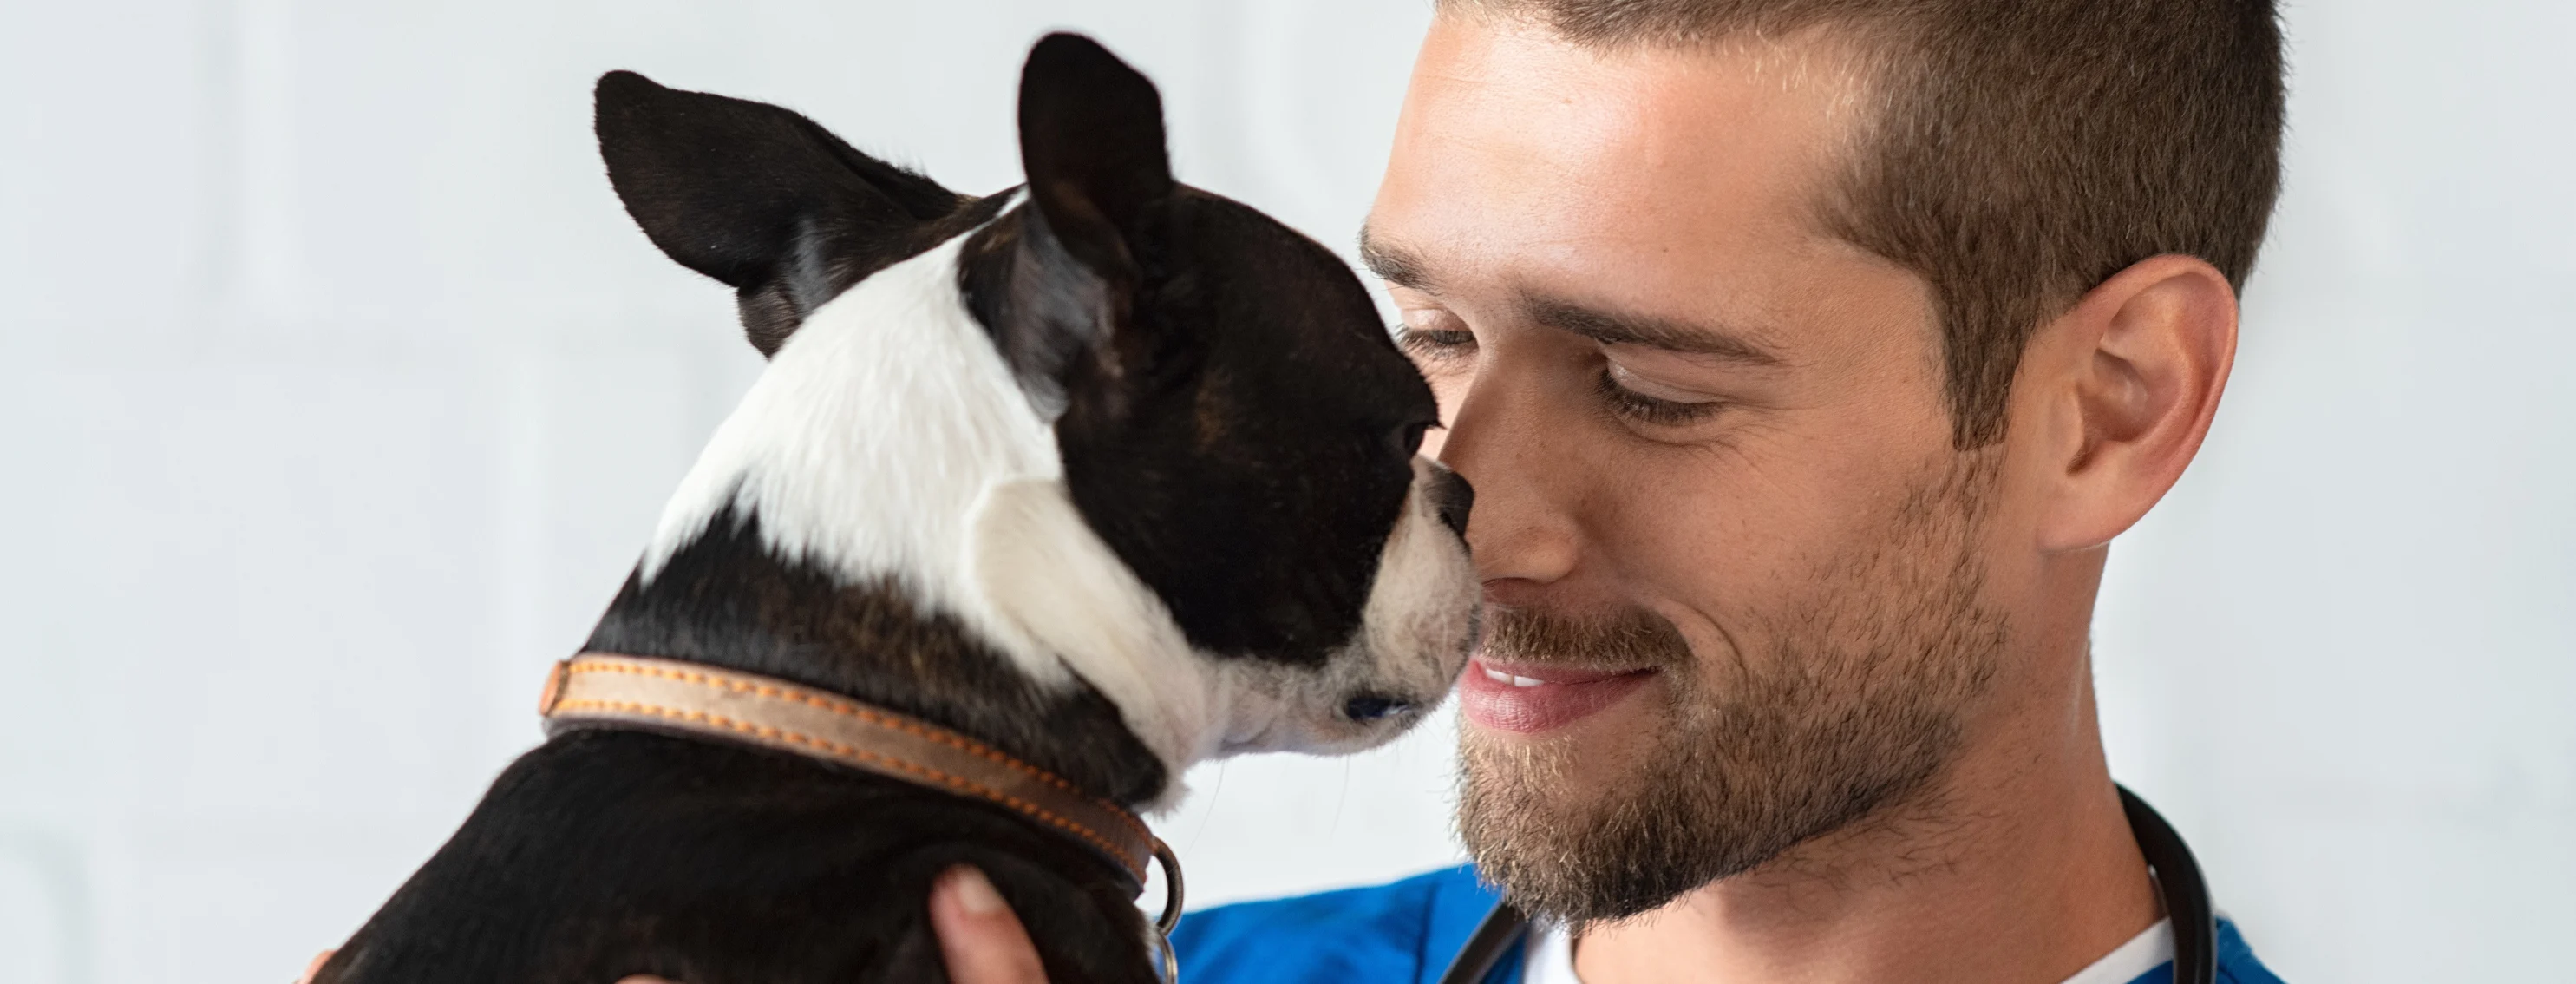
top-left (1456, 452), bottom-right (2008, 922)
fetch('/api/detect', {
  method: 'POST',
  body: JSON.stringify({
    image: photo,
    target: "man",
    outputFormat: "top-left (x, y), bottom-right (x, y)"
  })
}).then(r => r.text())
top-left (925, 0), bottom-right (2288, 981)
top-left (464, 1), bottom-right (2274, 982)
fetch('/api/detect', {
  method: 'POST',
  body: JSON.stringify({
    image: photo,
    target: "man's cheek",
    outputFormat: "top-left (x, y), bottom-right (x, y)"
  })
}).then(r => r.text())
top-left (1596, 485), bottom-right (1787, 594)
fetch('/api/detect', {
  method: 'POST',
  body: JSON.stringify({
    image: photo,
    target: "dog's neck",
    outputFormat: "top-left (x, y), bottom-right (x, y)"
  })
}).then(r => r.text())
top-left (637, 232), bottom-right (1076, 684)
top-left (586, 231), bottom-right (1218, 808)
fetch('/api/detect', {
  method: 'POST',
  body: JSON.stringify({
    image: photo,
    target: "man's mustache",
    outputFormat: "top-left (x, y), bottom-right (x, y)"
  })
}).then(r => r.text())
top-left (1476, 605), bottom-right (1696, 671)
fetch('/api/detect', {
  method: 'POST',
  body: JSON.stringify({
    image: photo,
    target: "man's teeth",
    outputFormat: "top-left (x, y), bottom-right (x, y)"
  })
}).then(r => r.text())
top-left (1482, 667), bottom-right (1548, 688)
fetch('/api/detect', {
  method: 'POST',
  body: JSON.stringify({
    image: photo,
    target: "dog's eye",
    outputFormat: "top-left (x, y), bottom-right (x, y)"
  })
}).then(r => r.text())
top-left (1388, 422), bottom-right (1431, 458)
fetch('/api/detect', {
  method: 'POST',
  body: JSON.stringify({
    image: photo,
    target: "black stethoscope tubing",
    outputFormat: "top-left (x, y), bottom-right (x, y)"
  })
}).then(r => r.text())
top-left (1436, 785), bottom-right (2216, 984)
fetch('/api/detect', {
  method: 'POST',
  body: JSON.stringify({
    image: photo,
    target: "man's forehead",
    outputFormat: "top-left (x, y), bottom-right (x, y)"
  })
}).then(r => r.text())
top-left (1385, 16), bottom-right (1871, 207)
top-left (1367, 15), bottom-right (1899, 346)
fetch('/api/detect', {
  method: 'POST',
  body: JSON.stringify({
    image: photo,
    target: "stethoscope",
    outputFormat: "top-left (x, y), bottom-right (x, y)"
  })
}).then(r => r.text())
top-left (1435, 786), bottom-right (2217, 984)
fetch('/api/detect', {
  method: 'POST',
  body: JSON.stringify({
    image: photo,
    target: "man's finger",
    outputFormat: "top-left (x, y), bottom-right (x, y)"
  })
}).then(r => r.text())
top-left (930, 865), bottom-right (1049, 984)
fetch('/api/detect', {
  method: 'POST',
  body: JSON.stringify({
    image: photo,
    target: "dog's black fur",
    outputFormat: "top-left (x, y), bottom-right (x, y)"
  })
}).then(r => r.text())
top-left (316, 35), bottom-right (1453, 984)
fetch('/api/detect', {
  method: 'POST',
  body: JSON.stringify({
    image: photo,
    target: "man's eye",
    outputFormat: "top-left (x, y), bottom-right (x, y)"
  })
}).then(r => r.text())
top-left (1396, 326), bottom-right (1478, 364)
top-left (1594, 365), bottom-right (1724, 427)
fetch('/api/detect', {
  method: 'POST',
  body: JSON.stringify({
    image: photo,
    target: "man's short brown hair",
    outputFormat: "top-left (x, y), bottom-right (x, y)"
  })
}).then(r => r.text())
top-left (1442, 0), bottom-right (2287, 446)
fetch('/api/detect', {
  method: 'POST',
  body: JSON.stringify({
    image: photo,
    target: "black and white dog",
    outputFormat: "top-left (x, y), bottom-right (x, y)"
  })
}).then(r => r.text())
top-left (313, 32), bottom-right (1476, 984)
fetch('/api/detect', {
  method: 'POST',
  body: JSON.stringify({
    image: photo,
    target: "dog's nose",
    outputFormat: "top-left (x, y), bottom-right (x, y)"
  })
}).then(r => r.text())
top-left (1429, 469), bottom-right (1474, 539)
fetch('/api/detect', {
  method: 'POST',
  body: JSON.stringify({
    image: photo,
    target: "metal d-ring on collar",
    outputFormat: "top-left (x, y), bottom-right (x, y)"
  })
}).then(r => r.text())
top-left (1150, 837), bottom-right (1186, 984)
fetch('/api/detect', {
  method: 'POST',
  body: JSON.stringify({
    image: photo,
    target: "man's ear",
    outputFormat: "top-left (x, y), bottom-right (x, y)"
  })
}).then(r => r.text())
top-left (2029, 254), bottom-right (2240, 552)
top-left (594, 70), bottom-right (966, 357)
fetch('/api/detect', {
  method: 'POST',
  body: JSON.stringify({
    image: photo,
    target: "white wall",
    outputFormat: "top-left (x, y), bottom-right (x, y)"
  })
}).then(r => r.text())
top-left (0, 2), bottom-right (2564, 981)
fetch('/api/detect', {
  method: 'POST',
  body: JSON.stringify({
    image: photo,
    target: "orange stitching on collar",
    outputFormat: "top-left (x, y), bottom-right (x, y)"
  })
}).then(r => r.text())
top-left (559, 660), bottom-right (1150, 845)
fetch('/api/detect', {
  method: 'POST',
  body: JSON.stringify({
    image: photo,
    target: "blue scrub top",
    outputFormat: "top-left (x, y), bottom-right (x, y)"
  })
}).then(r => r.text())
top-left (1173, 865), bottom-right (2285, 984)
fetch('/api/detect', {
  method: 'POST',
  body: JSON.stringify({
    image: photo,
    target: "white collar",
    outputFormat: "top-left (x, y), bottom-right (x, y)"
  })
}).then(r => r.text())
top-left (1519, 916), bottom-right (2174, 984)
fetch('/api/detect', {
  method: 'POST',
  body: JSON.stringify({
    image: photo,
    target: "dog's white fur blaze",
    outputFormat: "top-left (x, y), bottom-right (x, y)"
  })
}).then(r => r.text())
top-left (640, 224), bottom-right (1479, 799)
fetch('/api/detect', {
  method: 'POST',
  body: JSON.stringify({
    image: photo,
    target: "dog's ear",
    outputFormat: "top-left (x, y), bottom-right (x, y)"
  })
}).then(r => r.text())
top-left (979, 34), bottom-right (1188, 417)
top-left (595, 70), bottom-right (966, 357)
top-left (1017, 34), bottom-right (1174, 287)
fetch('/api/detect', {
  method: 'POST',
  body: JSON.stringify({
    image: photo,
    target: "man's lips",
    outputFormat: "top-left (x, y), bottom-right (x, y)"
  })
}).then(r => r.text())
top-left (1457, 659), bottom-right (1658, 734)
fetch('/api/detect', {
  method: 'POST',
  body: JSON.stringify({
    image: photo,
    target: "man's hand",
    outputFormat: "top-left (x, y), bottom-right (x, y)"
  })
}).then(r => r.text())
top-left (928, 864), bottom-right (1050, 984)
top-left (297, 866), bottom-right (1049, 984)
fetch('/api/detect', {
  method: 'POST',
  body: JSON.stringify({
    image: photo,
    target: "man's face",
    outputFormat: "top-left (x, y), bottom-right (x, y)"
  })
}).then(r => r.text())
top-left (1368, 16), bottom-right (2016, 920)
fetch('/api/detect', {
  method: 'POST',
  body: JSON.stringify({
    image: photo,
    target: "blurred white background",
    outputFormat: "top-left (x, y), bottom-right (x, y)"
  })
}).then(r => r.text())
top-left (1, 1), bottom-right (2567, 981)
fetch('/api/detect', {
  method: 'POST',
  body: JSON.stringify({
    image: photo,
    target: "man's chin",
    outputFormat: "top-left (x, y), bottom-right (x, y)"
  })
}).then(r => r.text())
top-left (1458, 673), bottom-right (1674, 808)
top-left (1455, 685), bottom-right (1703, 922)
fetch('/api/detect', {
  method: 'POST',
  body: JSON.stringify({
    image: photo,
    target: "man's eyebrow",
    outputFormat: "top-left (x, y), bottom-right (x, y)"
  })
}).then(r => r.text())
top-left (1357, 226), bottom-right (1435, 292)
top-left (1520, 293), bottom-right (1788, 366)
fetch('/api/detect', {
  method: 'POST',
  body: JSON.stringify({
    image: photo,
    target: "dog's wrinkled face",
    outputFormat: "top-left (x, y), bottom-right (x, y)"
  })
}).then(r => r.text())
top-left (595, 35), bottom-right (1478, 771)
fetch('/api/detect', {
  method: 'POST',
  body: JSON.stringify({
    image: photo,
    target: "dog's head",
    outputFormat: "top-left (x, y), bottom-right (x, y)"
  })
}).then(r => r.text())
top-left (595, 35), bottom-right (1478, 776)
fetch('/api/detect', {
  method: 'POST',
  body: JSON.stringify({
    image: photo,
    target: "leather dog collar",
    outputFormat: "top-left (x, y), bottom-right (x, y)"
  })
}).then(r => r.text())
top-left (537, 653), bottom-right (1179, 906)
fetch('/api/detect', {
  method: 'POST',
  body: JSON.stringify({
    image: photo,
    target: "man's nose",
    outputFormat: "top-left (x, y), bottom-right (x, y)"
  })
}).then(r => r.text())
top-left (1432, 364), bottom-right (1581, 589)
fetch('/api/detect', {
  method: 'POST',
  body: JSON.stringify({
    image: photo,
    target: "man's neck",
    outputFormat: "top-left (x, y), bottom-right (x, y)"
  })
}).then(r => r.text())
top-left (1572, 600), bottom-right (2159, 982)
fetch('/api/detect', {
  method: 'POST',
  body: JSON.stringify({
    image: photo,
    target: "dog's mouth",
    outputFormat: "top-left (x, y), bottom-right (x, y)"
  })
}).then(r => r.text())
top-left (1340, 692), bottom-right (1422, 722)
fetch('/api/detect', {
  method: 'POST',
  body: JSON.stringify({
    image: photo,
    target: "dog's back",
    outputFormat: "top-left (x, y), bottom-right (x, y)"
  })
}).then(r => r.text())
top-left (325, 732), bottom-right (1152, 982)
top-left (317, 35), bottom-right (1476, 983)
